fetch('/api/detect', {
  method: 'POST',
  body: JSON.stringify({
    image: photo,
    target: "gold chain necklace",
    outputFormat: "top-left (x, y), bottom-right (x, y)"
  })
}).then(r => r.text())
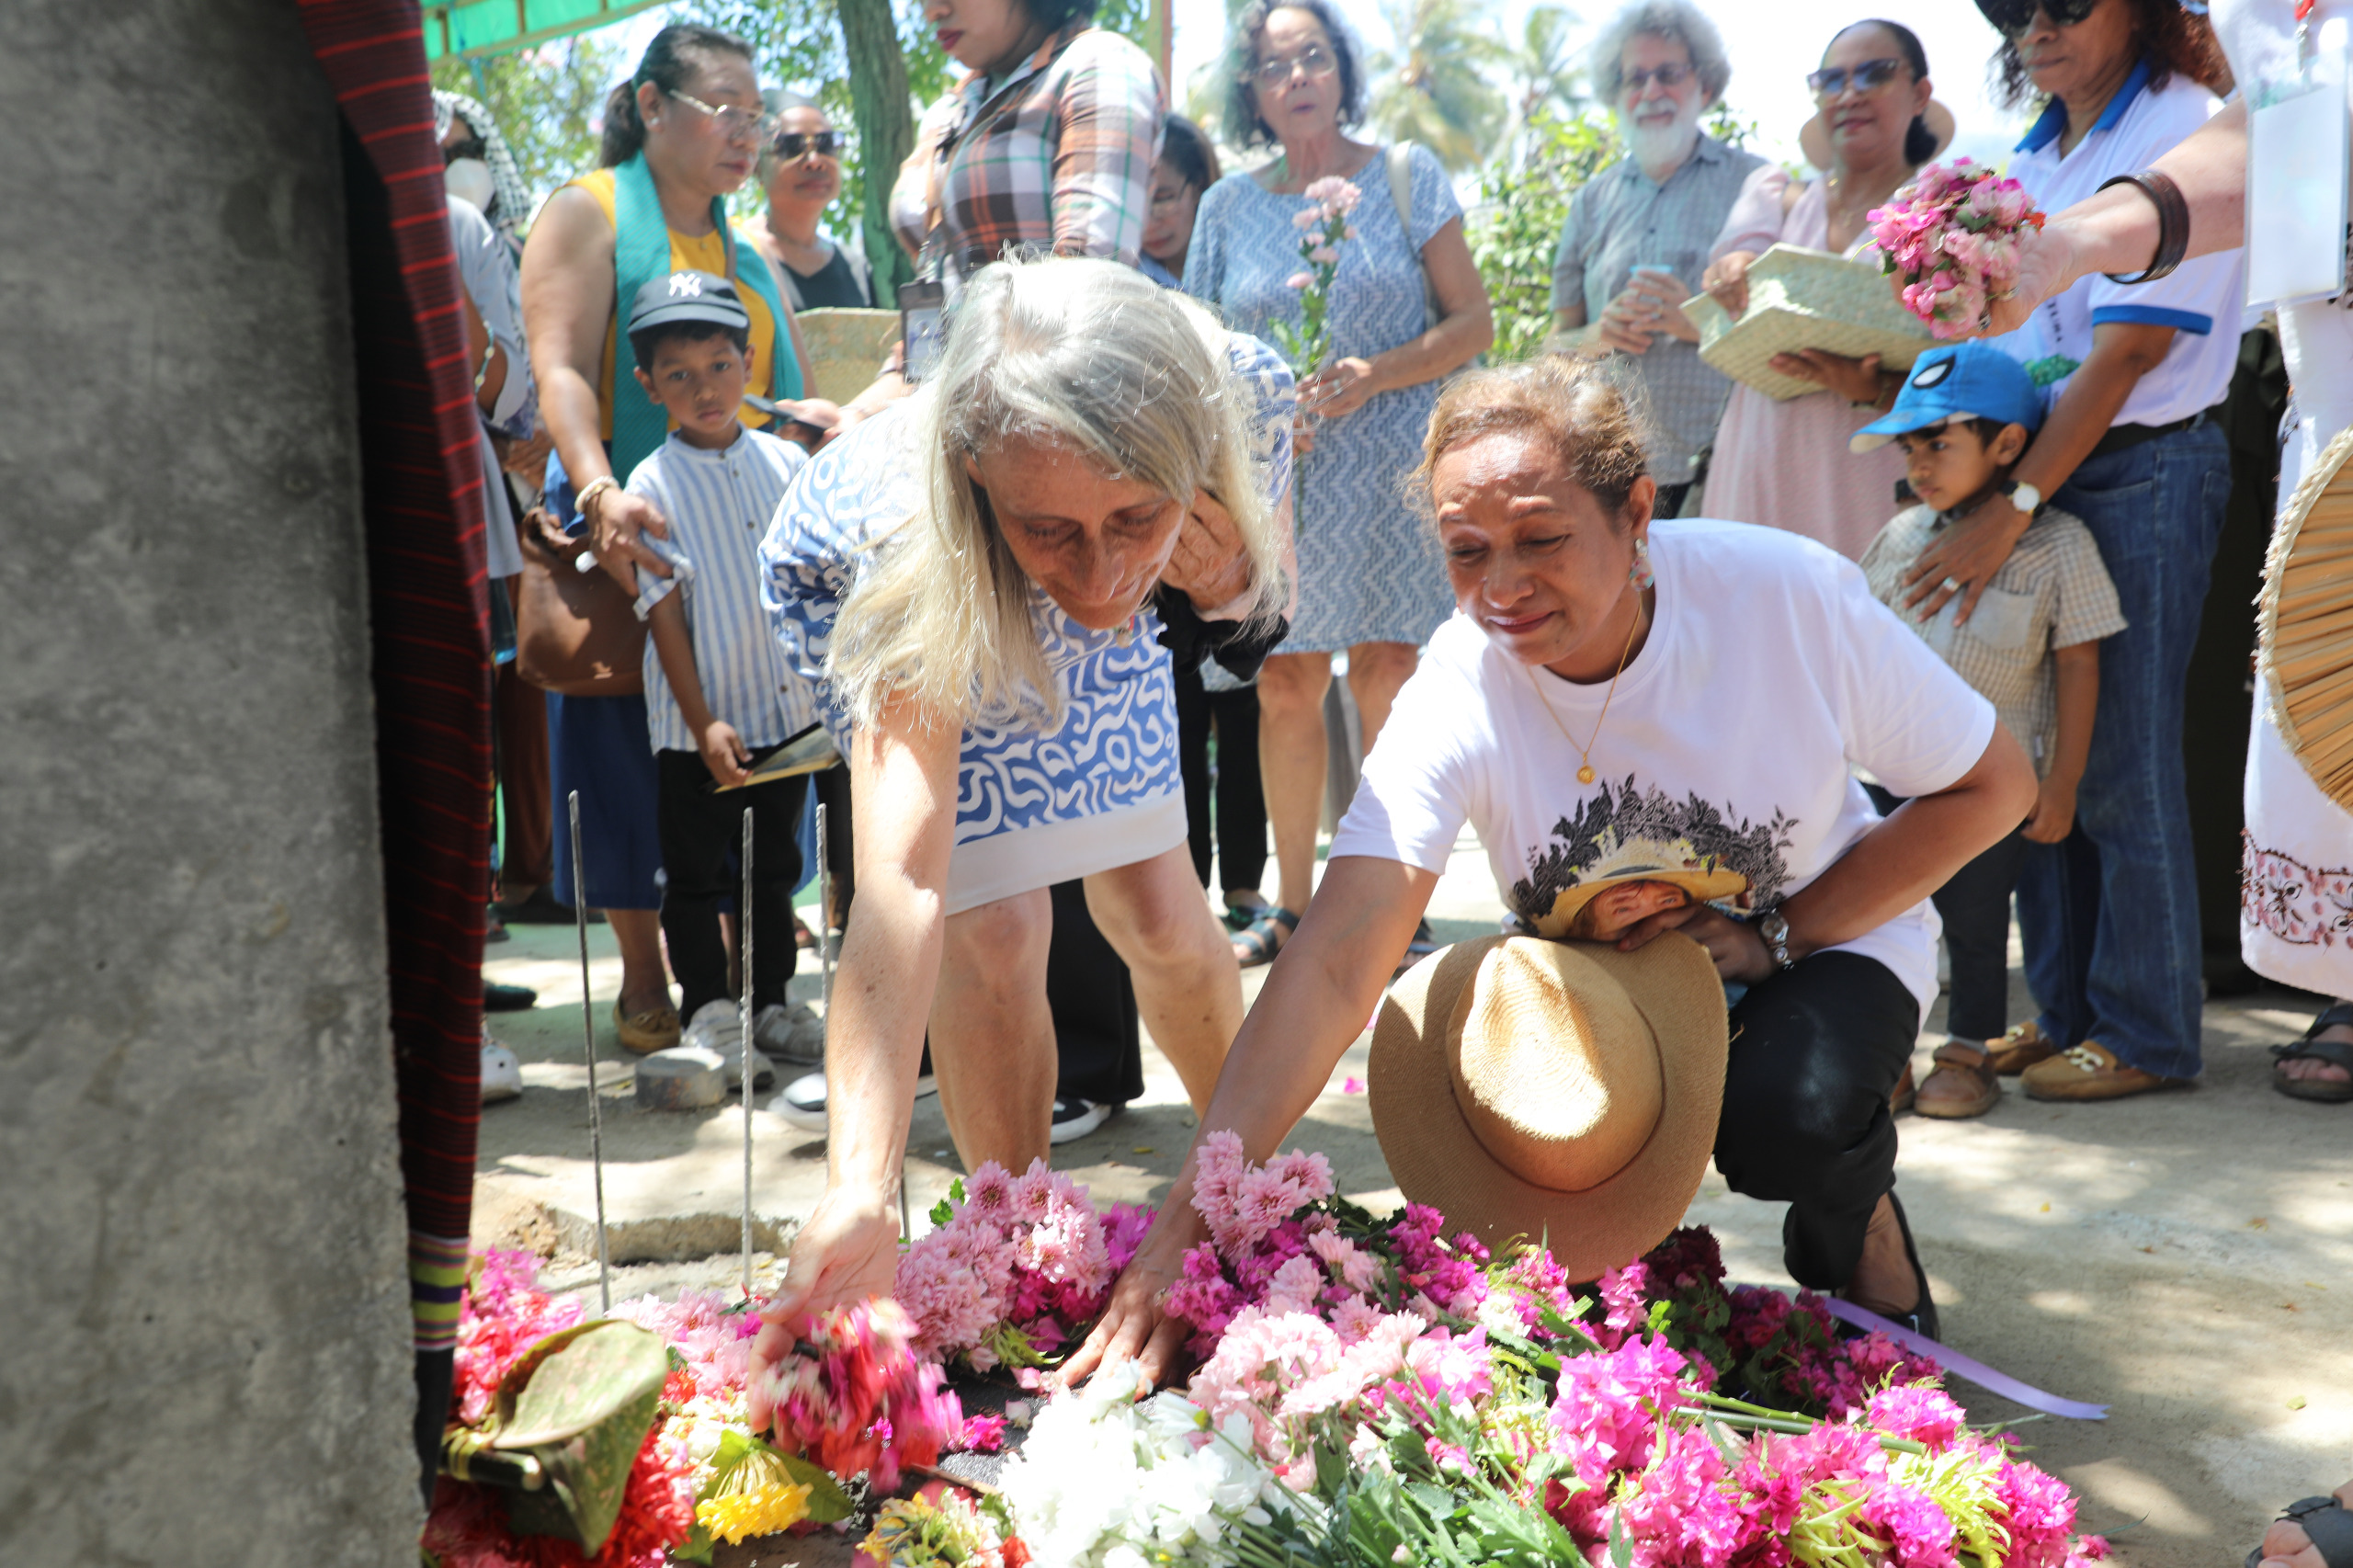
top-left (1526, 593), bottom-right (1645, 786)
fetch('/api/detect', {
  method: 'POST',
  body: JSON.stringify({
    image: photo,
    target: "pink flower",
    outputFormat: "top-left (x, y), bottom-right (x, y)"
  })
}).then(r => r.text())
top-left (1307, 244), bottom-right (1338, 265)
top-left (1285, 270), bottom-right (1314, 290)
top-left (1340, 1075), bottom-right (1364, 1094)
top-left (1866, 1384), bottom-right (1966, 1452)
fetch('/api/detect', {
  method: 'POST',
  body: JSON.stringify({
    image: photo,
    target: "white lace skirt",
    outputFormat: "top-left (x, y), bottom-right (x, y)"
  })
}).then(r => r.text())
top-left (2241, 301), bottom-right (2353, 994)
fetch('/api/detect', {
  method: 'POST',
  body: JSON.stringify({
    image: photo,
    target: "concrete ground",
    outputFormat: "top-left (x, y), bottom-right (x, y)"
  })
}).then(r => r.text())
top-left (477, 834), bottom-right (2353, 1567)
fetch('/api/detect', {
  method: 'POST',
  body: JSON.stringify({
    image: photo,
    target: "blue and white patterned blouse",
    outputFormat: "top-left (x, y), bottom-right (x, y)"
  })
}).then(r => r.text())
top-left (1184, 145), bottom-right (1461, 653)
top-left (760, 334), bottom-right (1293, 912)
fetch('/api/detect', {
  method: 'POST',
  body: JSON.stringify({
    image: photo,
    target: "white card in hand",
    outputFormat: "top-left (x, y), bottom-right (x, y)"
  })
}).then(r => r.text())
top-left (2246, 29), bottom-right (2352, 309)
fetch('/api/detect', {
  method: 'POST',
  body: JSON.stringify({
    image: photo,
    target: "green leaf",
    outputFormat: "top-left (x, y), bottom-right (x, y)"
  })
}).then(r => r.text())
top-left (1608, 1506), bottom-right (1634, 1568)
top-left (775, 1451), bottom-right (858, 1522)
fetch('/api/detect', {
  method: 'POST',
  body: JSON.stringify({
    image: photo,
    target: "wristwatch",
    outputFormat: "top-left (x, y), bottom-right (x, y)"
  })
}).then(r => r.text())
top-left (1756, 909), bottom-right (1797, 971)
top-left (2000, 479), bottom-right (2042, 517)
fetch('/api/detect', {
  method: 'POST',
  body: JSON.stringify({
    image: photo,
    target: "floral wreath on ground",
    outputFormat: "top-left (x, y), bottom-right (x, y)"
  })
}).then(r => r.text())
top-left (424, 1143), bottom-right (2106, 1568)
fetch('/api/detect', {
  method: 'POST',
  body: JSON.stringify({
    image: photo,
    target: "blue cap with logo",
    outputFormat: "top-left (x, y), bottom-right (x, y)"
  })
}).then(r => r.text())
top-left (1848, 342), bottom-right (2044, 454)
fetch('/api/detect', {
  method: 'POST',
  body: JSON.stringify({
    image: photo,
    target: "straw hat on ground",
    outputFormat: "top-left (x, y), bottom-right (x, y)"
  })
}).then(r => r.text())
top-left (1370, 934), bottom-right (1729, 1281)
top-left (2260, 422), bottom-right (2353, 811)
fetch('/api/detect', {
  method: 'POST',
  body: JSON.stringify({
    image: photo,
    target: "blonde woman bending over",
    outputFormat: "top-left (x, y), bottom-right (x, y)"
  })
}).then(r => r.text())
top-left (745, 257), bottom-right (1294, 1390)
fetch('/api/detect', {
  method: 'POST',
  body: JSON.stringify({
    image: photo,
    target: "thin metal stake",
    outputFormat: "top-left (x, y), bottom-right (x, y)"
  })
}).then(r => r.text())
top-left (740, 806), bottom-right (756, 1302)
top-left (568, 790), bottom-right (611, 1315)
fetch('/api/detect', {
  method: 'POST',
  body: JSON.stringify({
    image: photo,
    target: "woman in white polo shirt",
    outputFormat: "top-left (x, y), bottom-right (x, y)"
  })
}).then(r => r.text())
top-left (1900, 0), bottom-right (2237, 1105)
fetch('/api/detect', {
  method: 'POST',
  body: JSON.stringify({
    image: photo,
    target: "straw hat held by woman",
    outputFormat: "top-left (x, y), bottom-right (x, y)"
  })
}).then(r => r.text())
top-left (1066, 358), bottom-right (2037, 1386)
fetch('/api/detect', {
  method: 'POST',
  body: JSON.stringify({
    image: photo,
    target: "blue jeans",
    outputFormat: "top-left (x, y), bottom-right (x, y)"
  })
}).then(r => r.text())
top-left (2018, 421), bottom-right (2231, 1078)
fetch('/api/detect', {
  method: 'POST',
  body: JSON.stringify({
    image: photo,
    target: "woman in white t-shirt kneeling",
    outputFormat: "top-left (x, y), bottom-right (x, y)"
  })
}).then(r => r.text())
top-left (1068, 358), bottom-right (2039, 1381)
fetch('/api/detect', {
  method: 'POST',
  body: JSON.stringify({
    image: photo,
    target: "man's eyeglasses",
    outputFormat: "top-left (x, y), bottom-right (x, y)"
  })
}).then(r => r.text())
top-left (1620, 61), bottom-right (1694, 94)
top-left (666, 88), bottom-right (772, 144)
top-left (1806, 58), bottom-right (1906, 97)
top-left (770, 130), bottom-right (845, 160)
top-left (1245, 44), bottom-right (1337, 89)
top-left (1972, 0), bottom-right (2101, 36)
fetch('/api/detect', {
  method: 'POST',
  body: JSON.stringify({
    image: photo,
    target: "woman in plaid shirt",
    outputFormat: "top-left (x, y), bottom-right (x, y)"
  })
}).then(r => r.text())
top-left (887, 0), bottom-right (1164, 290)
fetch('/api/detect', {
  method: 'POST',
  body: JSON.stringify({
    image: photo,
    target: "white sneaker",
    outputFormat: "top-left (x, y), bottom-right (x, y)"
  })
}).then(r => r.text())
top-left (1049, 1096), bottom-right (1118, 1143)
top-left (770, 1066), bottom-right (936, 1133)
top-left (682, 1000), bottom-right (774, 1092)
top-left (753, 1002), bottom-right (824, 1066)
top-left (481, 1036), bottom-right (523, 1103)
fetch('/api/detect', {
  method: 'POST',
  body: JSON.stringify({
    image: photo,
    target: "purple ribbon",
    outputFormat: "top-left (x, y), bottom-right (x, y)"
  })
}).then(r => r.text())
top-left (1819, 1297), bottom-right (2109, 1420)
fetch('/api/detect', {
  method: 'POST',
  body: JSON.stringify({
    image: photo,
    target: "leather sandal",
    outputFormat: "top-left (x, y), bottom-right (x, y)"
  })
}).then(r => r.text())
top-left (611, 1000), bottom-right (682, 1056)
top-left (2272, 1003), bottom-right (2353, 1104)
top-left (2245, 1492), bottom-right (2353, 1568)
top-left (1986, 1019), bottom-right (2057, 1075)
top-left (1915, 1040), bottom-right (2002, 1119)
top-left (1232, 906), bottom-right (1300, 970)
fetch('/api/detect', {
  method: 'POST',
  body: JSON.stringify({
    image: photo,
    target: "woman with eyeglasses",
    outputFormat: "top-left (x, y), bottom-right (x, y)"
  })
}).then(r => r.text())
top-left (744, 93), bottom-right (873, 312)
top-left (519, 23), bottom-right (823, 1057)
top-left (1697, 19), bottom-right (1951, 562)
top-left (1185, 0), bottom-right (1495, 971)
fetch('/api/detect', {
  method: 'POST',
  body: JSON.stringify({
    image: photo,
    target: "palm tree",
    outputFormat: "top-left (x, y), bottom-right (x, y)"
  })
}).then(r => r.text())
top-left (1502, 5), bottom-right (1586, 160)
top-left (1367, 0), bottom-right (1506, 171)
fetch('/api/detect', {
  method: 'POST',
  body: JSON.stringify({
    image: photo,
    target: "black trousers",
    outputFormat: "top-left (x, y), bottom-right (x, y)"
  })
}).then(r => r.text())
top-left (1866, 783), bottom-right (2029, 1042)
top-left (1174, 665), bottom-right (1268, 893)
top-left (655, 749), bottom-right (804, 1022)
top-left (1048, 880), bottom-right (1144, 1106)
top-left (1714, 950), bottom-right (1920, 1290)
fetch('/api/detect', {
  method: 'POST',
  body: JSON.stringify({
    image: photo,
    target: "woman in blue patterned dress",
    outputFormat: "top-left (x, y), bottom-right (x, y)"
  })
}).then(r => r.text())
top-left (1186, 0), bottom-right (1494, 965)
top-left (745, 259), bottom-right (1294, 1345)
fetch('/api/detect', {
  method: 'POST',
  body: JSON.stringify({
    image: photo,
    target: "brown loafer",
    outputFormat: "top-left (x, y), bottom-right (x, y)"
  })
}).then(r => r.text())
top-left (1986, 1019), bottom-right (2057, 1075)
top-left (1891, 1062), bottom-right (1916, 1113)
top-left (612, 1000), bottom-right (682, 1056)
top-left (2020, 1040), bottom-right (2190, 1102)
top-left (1915, 1040), bottom-right (2001, 1119)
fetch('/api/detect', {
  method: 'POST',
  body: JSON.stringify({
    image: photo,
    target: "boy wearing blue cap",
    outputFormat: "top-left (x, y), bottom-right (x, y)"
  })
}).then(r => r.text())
top-left (622, 268), bottom-right (819, 1086)
top-left (1852, 343), bottom-right (2125, 1120)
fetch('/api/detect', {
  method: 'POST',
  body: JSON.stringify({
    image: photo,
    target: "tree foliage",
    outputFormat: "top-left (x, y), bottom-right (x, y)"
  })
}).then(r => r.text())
top-left (1466, 109), bottom-right (1620, 362)
top-left (430, 36), bottom-right (625, 224)
top-left (1366, 0), bottom-right (1506, 170)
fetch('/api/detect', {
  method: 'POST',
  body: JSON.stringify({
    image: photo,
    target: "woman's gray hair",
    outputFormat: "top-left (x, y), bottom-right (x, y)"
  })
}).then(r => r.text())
top-left (1587, 0), bottom-right (1733, 103)
top-left (827, 256), bottom-right (1289, 729)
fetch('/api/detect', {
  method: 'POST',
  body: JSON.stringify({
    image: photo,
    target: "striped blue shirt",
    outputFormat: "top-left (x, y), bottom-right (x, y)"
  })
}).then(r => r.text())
top-left (629, 427), bottom-right (818, 754)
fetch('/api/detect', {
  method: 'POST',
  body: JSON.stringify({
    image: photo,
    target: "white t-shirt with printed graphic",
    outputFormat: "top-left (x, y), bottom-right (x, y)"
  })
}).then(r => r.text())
top-left (1329, 518), bottom-right (1999, 1017)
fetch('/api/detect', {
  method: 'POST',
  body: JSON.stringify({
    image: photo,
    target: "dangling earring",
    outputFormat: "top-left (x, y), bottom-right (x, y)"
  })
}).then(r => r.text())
top-left (1630, 537), bottom-right (1655, 591)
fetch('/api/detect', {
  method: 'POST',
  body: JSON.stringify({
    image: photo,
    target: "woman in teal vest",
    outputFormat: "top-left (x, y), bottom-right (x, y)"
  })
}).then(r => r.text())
top-left (520, 23), bottom-right (817, 1052)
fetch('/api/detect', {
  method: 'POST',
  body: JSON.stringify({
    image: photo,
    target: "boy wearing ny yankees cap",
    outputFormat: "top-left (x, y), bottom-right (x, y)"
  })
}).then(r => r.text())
top-left (624, 268), bottom-right (817, 1083)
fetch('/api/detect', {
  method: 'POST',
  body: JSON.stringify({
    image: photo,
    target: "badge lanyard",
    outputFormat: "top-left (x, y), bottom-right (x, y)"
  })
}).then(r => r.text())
top-left (2245, 0), bottom-right (2352, 308)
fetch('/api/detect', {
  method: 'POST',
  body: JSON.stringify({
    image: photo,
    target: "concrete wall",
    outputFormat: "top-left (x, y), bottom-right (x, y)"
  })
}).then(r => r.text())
top-left (0, 1), bottom-right (423, 1562)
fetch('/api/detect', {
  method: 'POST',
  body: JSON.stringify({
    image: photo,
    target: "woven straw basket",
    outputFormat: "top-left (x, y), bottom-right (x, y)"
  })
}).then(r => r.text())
top-left (2259, 421), bottom-right (2353, 812)
top-left (1686, 244), bottom-right (1936, 401)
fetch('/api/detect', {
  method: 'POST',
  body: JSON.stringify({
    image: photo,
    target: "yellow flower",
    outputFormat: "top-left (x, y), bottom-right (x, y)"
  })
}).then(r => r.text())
top-left (696, 1480), bottom-right (813, 1544)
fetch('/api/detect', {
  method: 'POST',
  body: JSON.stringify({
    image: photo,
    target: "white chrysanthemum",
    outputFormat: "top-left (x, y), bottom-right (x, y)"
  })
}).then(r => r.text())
top-left (1001, 1365), bottom-right (1292, 1568)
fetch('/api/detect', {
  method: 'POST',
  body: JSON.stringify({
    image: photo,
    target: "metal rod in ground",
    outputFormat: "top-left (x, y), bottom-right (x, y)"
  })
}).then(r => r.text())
top-left (568, 790), bottom-right (611, 1315)
top-left (739, 805), bottom-right (756, 1302)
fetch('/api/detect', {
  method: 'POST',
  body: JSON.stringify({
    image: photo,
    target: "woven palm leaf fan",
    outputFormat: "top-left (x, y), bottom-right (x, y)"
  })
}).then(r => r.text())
top-left (2260, 421), bottom-right (2353, 812)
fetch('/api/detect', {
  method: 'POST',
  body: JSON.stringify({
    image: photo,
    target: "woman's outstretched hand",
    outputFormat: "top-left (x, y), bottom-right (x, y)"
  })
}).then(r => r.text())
top-left (745, 1187), bottom-right (901, 1432)
top-left (1055, 1216), bottom-right (1198, 1392)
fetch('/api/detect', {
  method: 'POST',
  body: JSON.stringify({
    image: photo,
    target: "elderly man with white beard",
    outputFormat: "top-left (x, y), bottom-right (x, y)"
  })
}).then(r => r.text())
top-left (1547, 0), bottom-right (1761, 517)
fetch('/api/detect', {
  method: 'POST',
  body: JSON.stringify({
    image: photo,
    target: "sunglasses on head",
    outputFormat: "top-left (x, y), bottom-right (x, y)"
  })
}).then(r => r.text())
top-left (770, 130), bottom-right (845, 159)
top-left (1972, 0), bottom-right (2102, 35)
top-left (1806, 57), bottom-right (1906, 97)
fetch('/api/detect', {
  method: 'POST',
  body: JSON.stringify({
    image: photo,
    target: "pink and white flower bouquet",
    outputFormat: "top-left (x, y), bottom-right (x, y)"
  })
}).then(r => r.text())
top-left (893, 1157), bottom-right (1153, 1373)
top-left (1868, 159), bottom-right (2047, 339)
top-left (1269, 176), bottom-right (1362, 377)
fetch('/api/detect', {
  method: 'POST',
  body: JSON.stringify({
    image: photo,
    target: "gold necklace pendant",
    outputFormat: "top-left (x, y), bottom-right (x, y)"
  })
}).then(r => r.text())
top-left (1529, 590), bottom-right (1645, 788)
